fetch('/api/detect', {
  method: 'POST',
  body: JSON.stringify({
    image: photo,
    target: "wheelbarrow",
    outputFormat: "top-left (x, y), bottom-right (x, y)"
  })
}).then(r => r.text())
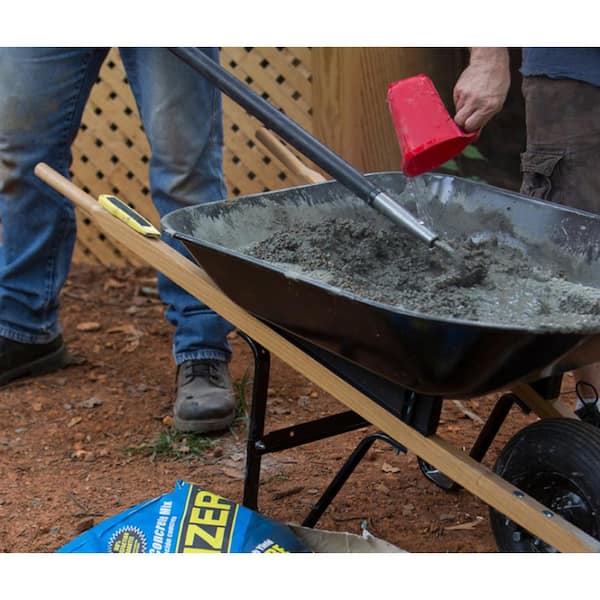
top-left (35, 158), bottom-right (600, 553)
top-left (161, 157), bottom-right (600, 552)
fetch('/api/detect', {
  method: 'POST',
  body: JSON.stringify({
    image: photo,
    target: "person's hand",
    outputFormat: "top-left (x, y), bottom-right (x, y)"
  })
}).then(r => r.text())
top-left (453, 48), bottom-right (511, 133)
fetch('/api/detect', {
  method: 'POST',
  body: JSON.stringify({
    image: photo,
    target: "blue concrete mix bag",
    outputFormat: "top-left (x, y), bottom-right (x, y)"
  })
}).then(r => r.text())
top-left (57, 480), bottom-right (312, 553)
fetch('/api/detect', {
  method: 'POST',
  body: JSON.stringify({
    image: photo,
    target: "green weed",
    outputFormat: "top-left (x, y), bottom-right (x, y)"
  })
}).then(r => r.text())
top-left (125, 428), bottom-right (216, 460)
top-left (234, 368), bottom-right (252, 426)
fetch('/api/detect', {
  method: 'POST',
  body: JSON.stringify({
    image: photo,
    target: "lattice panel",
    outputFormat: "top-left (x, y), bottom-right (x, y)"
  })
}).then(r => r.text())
top-left (221, 47), bottom-right (314, 197)
top-left (70, 47), bottom-right (314, 267)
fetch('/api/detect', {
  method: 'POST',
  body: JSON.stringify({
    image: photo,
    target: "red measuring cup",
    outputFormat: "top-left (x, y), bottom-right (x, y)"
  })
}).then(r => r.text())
top-left (387, 73), bottom-right (479, 177)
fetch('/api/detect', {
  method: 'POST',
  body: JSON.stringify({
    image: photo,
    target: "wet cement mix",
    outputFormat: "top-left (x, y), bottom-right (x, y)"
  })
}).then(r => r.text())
top-left (242, 216), bottom-right (600, 332)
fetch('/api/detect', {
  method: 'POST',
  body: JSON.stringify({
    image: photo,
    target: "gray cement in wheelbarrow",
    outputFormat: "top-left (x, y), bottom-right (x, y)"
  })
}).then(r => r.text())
top-left (235, 180), bottom-right (600, 333)
top-left (166, 173), bottom-right (600, 334)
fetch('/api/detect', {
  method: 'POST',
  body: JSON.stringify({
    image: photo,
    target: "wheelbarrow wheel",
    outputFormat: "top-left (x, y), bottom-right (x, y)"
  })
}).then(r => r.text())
top-left (489, 418), bottom-right (600, 552)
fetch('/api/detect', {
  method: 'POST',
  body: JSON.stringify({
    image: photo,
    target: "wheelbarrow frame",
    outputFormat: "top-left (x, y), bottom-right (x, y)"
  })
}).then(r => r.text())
top-left (34, 162), bottom-right (600, 553)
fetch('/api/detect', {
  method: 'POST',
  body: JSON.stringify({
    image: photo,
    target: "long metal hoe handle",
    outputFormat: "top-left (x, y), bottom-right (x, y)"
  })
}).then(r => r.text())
top-left (168, 47), bottom-right (441, 248)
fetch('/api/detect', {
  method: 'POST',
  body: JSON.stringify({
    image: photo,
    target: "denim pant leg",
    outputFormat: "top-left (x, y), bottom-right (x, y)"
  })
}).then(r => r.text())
top-left (119, 48), bottom-right (234, 365)
top-left (0, 48), bottom-right (109, 343)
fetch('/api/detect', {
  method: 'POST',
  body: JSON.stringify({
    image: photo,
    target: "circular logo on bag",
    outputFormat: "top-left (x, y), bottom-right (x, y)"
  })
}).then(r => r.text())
top-left (108, 526), bottom-right (147, 553)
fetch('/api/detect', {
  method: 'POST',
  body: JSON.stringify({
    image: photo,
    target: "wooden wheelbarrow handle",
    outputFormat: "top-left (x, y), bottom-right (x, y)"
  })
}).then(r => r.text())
top-left (33, 161), bottom-right (600, 553)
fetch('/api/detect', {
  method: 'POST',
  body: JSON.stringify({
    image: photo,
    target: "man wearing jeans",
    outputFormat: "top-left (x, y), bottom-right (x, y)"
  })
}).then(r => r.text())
top-left (453, 47), bottom-right (600, 421)
top-left (0, 47), bottom-right (236, 433)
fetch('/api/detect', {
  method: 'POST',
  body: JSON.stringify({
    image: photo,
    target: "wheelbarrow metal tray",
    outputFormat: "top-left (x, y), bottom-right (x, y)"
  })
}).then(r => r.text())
top-left (162, 172), bottom-right (600, 399)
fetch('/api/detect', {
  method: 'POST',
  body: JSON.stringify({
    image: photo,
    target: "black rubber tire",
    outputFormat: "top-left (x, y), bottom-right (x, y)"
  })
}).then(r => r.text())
top-left (490, 418), bottom-right (600, 552)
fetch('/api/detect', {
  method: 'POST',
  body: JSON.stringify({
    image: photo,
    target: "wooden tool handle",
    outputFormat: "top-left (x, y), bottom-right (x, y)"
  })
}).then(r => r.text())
top-left (256, 127), bottom-right (326, 184)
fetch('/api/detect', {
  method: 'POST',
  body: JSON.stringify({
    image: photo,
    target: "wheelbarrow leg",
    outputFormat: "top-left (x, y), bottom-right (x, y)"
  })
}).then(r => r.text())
top-left (237, 332), bottom-right (271, 511)
top-left (469, 376), bottom-right (563, 462)
top-left (302, 432), bottom-right (406, 528)
top-left (419, 392), bottom-right (524, 490)
top-left (470, 393), bottom-right (522, 461)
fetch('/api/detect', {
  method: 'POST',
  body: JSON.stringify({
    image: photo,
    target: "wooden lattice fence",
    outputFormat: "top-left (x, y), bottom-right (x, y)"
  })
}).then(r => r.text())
top-left (71, 47), bottom-right (315, 266)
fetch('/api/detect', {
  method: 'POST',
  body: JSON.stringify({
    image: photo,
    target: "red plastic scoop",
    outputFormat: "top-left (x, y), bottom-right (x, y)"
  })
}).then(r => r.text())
top-left (388, 74), bottom-right (479, 177)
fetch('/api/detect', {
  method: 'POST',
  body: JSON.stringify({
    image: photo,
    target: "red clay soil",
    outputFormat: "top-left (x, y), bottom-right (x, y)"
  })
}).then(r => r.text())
top-left (1, 262), bottom-right (576, 554)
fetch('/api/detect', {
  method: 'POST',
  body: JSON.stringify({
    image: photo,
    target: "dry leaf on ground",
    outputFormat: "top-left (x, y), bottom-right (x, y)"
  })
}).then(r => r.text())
top-left (381, 462), bottom-right (400, 473)
top-left (76, 322), bottom-right (101, 332)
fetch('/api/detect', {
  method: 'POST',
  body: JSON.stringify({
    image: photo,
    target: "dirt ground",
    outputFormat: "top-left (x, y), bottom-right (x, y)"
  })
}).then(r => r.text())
top-left (1, 262), bottom-right (579, 554)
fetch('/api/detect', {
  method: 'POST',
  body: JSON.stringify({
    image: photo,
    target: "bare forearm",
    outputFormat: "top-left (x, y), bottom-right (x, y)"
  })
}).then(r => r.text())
top-left (469, 47), bottom-right (510, 65)
top-left (453, 47), bottom-right (511, 132)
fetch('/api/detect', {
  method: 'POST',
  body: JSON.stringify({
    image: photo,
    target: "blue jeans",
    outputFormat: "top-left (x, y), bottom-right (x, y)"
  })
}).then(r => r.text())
top-left (0, 47), bottom-right (233, 364)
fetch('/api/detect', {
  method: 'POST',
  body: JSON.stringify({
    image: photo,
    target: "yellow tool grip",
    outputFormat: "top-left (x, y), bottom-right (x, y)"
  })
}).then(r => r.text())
top-left (98, 194), bottom-right (161, 238)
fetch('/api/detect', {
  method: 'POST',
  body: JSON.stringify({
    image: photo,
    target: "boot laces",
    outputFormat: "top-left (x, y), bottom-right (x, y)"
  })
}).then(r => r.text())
top-left (183, 360), bottom-right (224, 386)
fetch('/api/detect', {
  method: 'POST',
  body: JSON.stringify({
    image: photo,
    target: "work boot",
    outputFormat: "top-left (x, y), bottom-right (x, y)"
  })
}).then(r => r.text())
top-left (0, 334), bottom-right (72, 387)
top-left (173, 359), bottom-right (236, 433)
